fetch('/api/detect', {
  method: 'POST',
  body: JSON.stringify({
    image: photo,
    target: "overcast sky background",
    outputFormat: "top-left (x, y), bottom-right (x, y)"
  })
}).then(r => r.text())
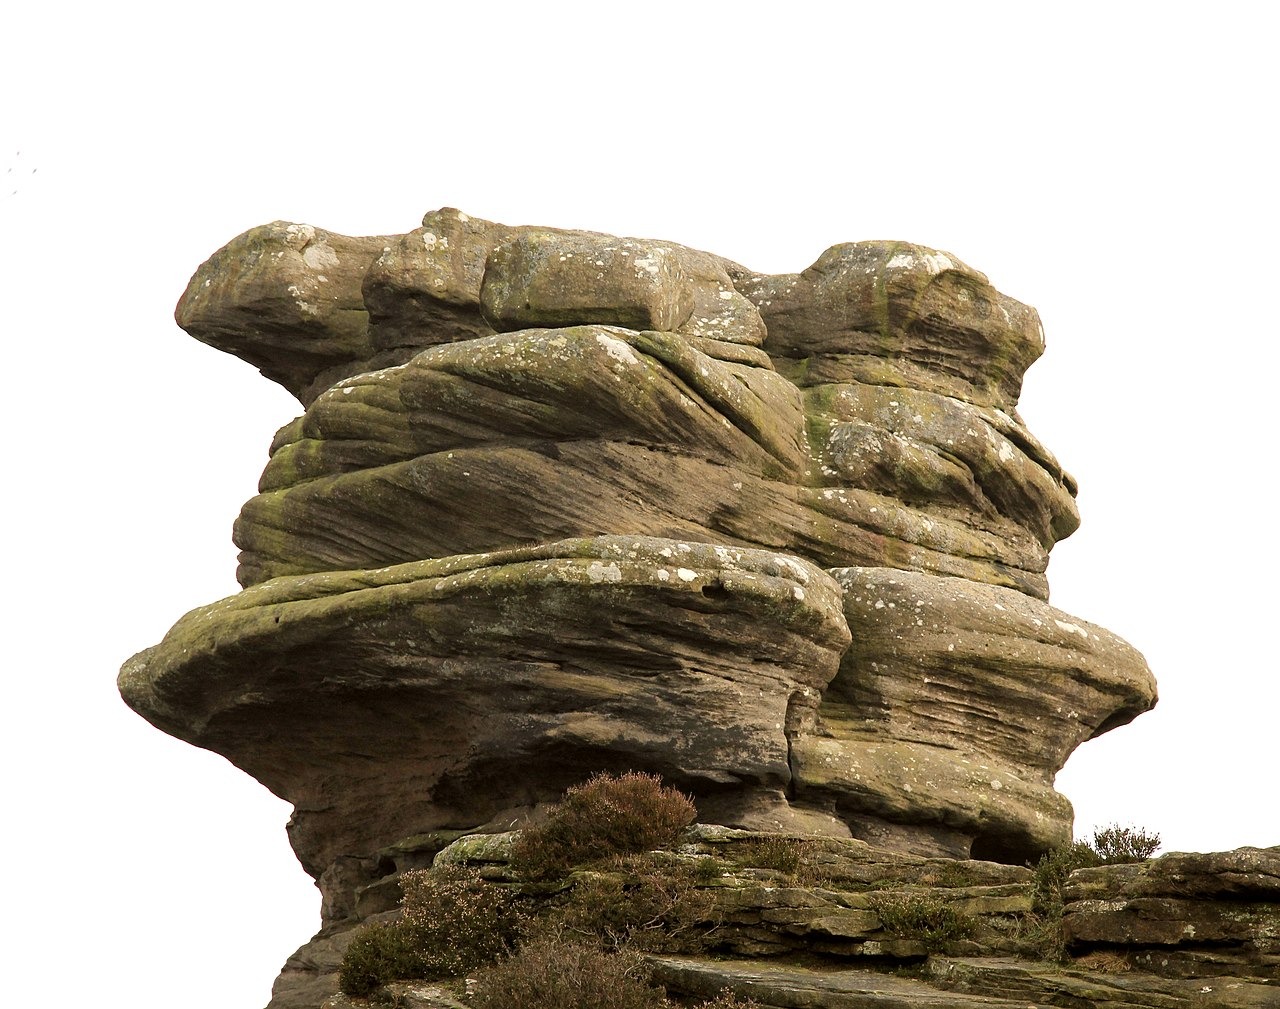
top-left (3, 3), bottom-right (1276, 1007)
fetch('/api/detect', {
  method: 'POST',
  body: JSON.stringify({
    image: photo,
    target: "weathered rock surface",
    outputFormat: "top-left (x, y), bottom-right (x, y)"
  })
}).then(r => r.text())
top-left (120, 536), bottom-right (851, 875)
top-left (122, 209), bottom-right (1173, 1007)
top-left (1062, 848), bottom-right (1280, 979)
top-left (180, 209), bottom-right (1078, 598)
top-left (177, 222), bottom-right (396, 403)
top-left (269, 828), bottom-right (1279, 1009)
top-left (726, 242), bottom-right (1044, 411)
top-left (792, 567), bottom-right (1156, 861)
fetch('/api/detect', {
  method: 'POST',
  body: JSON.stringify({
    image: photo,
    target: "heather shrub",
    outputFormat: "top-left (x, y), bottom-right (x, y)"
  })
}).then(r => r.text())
top-left (467, 933), bottom-right (669, 1009)
top-left (868, 891), bottom-right (974, 949)
top-left (549, 852), bottom-right (719, 952)
top-left (337, 864), bottom-right (522, 996)
top-left (511, 771), bottom-right (697, 880)
top-left (339, 922), bottom-right (430, 998)
top-left (1091, 824), bottom-right (1160, 863)
top-left (398, 864), bottom-right (523, 972)
top-left (697, 992), bottom-right (764, 1009)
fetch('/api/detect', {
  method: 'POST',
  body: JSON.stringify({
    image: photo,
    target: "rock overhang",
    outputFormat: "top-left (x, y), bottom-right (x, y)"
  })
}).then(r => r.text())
top-left (128, 207), bottom-right (1156, 884)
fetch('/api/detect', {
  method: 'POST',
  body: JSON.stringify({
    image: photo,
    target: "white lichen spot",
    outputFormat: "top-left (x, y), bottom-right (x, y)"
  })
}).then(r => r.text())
top-left (596, 332), bottom-right (640, 367)
top-left (302, 242), bottom-right (339, 270)
top-left (792, 586), bottom-right (805, 601)
top-left (657, 569), bottom-right (670, 582)
top-left (990, 779), bottom-right (1003, 790)
top-left (998, 440), bottom-right (1016, 463)
top-left (422, 232), bottom-right (439, 251)
top-left (718, 289), bottom-right (734, 300)
top-left (587, 561), bottom-right (623, 584)
top-left (632, 251), bottom-right (663, 276)
top-left (676, 568), bottom-right (697, 582)
top-left (1054, 619), bottom-right (1088, 638)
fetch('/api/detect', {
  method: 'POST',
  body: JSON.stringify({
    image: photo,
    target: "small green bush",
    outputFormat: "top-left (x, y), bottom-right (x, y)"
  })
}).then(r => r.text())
top-left (337, 865), bottom-right (523, 996)
top-left (1091, 824), bottom-right (1160, 864)
top-left (868, 891), bottom-right (974, 949)
top-left (692, 855), bottom-right (729, 884)
top-left (511, 771), bottom-right (697, 880)
top-left (735, 836), bottom-right (807, 877)
top-left (339, 922), bottom-right (430, 998)
top-left (1031, 841), bottom-right (1102, 915)
top-left (467, 933), bottom-right (669, 1009)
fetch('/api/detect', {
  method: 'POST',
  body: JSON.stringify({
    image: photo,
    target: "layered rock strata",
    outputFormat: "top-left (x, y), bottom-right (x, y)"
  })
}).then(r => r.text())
top-left (123, 209), bottom-right (1160, 1004)
top-left (1062, 847), bottom-right (1280, 979)
top-left (292, 829), bottom-right (1279, 1009)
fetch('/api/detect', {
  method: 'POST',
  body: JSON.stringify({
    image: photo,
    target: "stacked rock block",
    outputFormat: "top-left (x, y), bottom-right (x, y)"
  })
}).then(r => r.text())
top-left (120, 209), bottom-right (1156, 893)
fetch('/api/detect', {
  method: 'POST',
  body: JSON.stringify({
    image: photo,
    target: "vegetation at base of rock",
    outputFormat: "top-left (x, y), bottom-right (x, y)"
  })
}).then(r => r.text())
top-left (468, 933), bottom-right (767, 1009)
top-left (511, 771), bottom-right (697, 881)
top-left (694, 993), bottom-right (764, 1009)
top-left (1090, 824), bottom-right (1160, 863)
top-left (1030, 842), bottom-right (1103, 917)
top-left (338, 922), bottom-right (431, 998)
top-left (467, 933), bottom-right (668, 1009)
top-left (337, 865), bottom-right (522, 996)
top-left (398, 864), bottom-right (524, 968)
top-left (868, 891), bottom-right (975, 948)
top-left (732, 836), bottom-right (808, 878)
top-left (547, 852), bottom-right (719, 952)
top-left (1031, 824), bottom-right (1161, 915)
top-left (1024, 824), bottom-right (1161, 961)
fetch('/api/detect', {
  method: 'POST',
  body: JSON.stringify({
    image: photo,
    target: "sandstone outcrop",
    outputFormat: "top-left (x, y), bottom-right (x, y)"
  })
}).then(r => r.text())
top-left (1062, 847), bottom-right (1280, 979)
top-left (122, 209), bottom-right (1172, 1007)
top-left (284, 828), bottom-right (1279, 1009)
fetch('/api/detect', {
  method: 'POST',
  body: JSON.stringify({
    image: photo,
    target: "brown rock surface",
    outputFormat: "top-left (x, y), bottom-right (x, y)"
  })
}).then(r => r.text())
top-left (791, 567), bottom-right (1156, 861)
top-left (121, 209), bottom-right (1178, 1007)
top-left (176, 221), bottom-right (394, 402)
top-left (120, 536), bottom-right (851, 876)
top-left (133, 207), bottom-right (1159, 867)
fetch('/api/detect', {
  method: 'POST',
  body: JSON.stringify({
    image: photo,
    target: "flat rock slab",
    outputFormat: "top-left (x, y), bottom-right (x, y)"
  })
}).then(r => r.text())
top-left (652, 954), bottom-right (1278, 1008)
top-left (650, 955), bottom-right (1016, 1007)
top-left (928, 957), bottom-right (1279, 1008)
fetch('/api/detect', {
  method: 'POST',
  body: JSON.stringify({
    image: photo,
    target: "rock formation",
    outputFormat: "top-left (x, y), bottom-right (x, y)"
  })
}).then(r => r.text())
top-left (120, 209), bottom-right (1179, 1006)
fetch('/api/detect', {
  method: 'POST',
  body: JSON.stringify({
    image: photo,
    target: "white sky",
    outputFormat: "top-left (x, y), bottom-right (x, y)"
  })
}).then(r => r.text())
top-left (3, 3), bottom-right (1276, 1007)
